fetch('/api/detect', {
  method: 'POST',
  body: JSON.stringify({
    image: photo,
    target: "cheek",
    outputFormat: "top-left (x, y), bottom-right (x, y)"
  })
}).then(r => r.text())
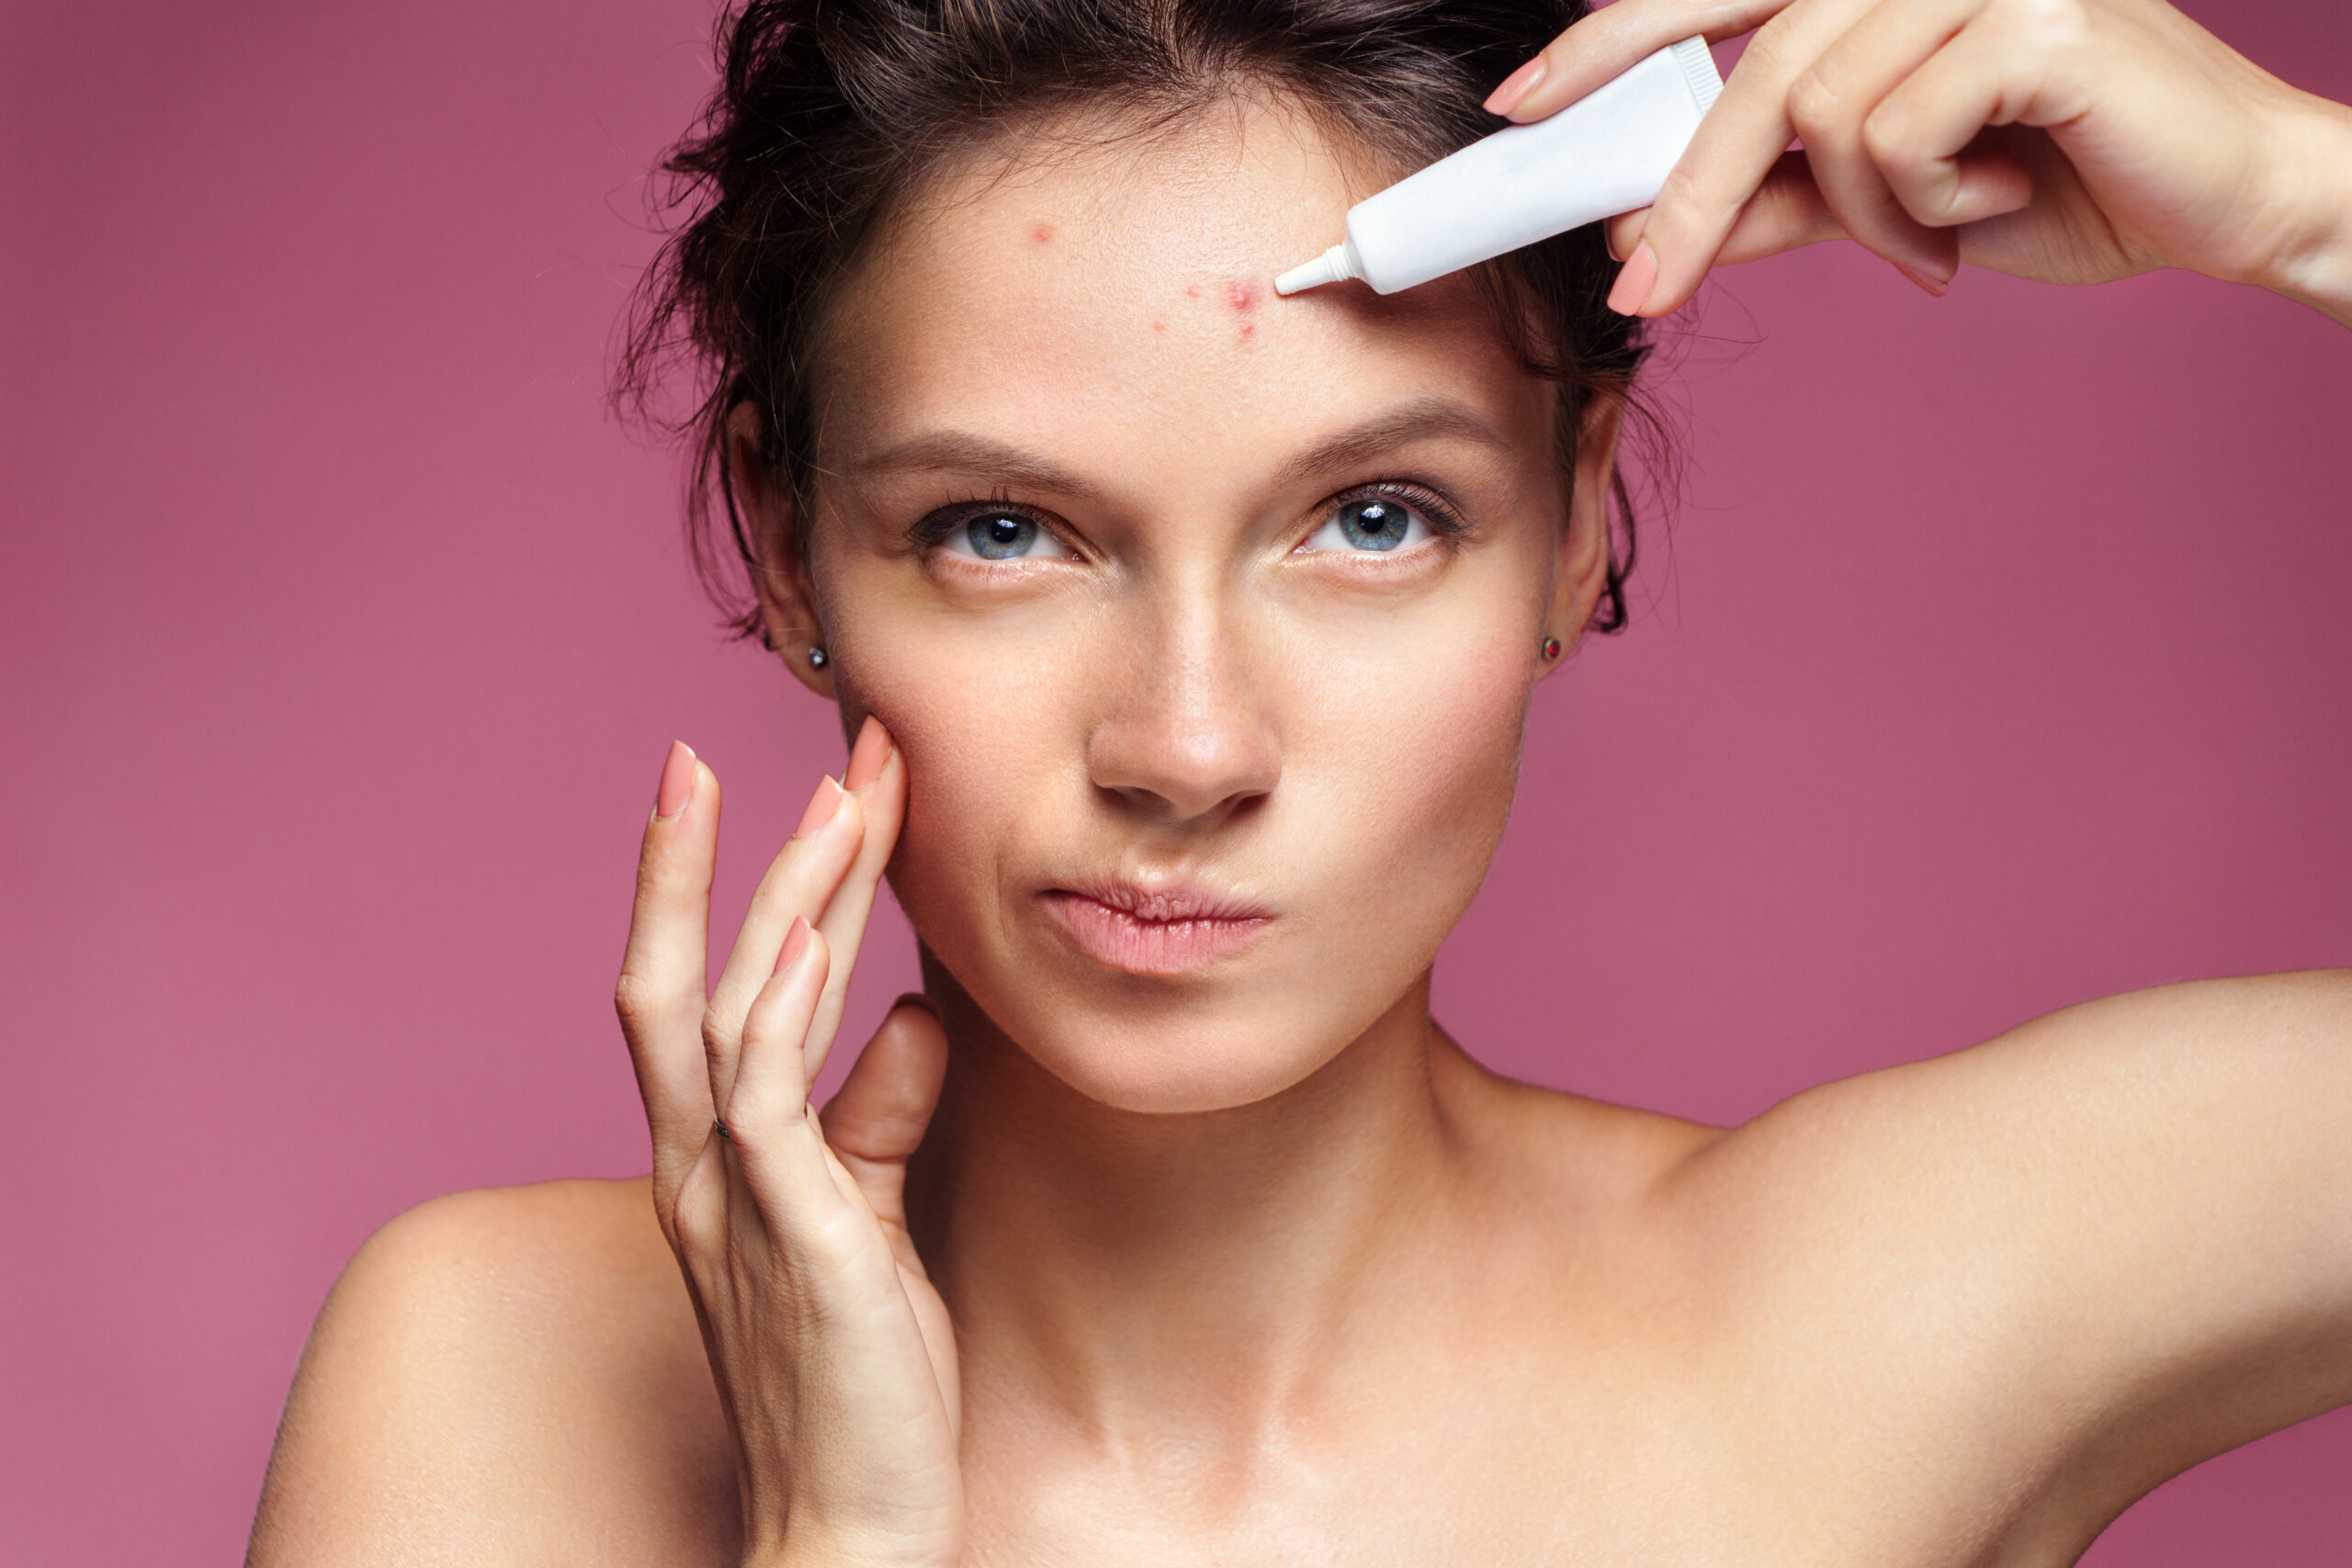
top-left (1286, 604), bottom-right (1535, 926)
top-left (812, 569), bottom-right (1069, 951)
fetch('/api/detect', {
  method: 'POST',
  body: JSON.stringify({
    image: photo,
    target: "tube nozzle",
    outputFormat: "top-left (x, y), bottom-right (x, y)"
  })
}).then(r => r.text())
top-left (1274, 242), bottom-right (1356, 296)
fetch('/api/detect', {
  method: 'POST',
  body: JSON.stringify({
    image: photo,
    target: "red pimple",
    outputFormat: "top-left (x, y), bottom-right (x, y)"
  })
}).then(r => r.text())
top-left (1226, 278), bottom-right (1261, 310)
top-left (1238, 321), bottom-right (1255, 337)
top-left (1185, 283), bottom-right (1202, 298)
top-left (1033, 224), bottom-right (1054, 243)
top-left (1152, 320), bottom-right (1166, 332)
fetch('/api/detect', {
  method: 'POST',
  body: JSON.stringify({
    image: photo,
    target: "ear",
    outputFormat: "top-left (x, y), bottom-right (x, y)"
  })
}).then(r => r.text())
top-left (1539, 392), bottom-right (1625, 676)
top-left (729, 403), bottom-right (836, 700)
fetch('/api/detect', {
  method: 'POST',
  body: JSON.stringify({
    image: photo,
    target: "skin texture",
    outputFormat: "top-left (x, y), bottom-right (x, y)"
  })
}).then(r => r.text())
top-left (248, 6), bottom-right (2352, 1566)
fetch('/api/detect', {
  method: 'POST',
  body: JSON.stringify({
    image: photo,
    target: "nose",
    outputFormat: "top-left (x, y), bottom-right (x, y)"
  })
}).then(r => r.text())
top-left (1083, 595), bottom-right (1281, 825)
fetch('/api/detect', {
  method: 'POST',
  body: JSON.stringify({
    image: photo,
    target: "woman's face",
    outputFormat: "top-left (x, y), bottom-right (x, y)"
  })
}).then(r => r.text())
top-left (775, 100), bottom-right (1612, 1114)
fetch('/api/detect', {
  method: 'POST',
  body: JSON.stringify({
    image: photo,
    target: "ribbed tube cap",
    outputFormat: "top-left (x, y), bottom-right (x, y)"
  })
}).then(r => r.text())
top-left (1274, 242), bottom-right (1355, 296)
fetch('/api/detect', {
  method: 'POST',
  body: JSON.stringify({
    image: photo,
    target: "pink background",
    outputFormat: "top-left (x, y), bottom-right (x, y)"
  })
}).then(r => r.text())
top-left (5, 2), bottom-right (2348, 1562)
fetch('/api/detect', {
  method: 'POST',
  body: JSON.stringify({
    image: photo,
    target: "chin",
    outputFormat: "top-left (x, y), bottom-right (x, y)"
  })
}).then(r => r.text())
top-left (1009, 998), bottom-right (1353, 1115)
top-left (917, 918), bottom-right (1375, 1114)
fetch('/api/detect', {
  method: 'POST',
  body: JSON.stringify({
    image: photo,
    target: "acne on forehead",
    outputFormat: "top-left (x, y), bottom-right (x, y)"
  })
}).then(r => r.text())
top-left (1035, 238), bottom-right (1263, 339)
top-left (1148, 276), bottom-right (1266, 342)
top-left (1227, 277), bottom-right (1261, 338)
top-left (817, 107), bottom-right (1548, 465)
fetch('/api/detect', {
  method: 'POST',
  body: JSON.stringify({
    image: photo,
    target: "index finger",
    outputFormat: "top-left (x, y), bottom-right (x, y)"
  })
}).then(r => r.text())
top-left (614, 740), bottom-right (721, 1209)
top-left (1498, 0), bottom-right (1784, 123)
top-left (1617, 0), bottom-right (1891, 316)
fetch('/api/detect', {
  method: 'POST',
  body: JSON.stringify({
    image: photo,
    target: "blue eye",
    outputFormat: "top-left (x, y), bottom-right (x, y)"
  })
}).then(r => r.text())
top-left (939, 509), bottom-right (1071, 561)
top-left (1302, 496), bottom-right (1433, 554)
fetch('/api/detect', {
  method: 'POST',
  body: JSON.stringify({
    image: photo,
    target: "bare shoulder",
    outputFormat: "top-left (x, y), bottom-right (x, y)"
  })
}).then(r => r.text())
top-left (1652, 969), bottom-right (2352, 1551)
top-left (248, 1177), bottom-right (738, 1568)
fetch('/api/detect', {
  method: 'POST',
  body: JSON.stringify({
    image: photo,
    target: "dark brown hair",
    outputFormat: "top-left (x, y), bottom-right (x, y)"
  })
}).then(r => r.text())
top-left (618, 0), bottom-right (1653, 638)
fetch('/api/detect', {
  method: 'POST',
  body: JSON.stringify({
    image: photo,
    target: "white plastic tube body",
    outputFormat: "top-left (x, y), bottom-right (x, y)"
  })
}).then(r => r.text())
top-left (1274, 38), bottom-right (1723, 297)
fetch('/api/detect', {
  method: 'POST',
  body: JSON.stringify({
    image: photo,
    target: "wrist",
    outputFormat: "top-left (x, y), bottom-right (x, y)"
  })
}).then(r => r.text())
top-left (2255, 90), bottom-right (2352, 328)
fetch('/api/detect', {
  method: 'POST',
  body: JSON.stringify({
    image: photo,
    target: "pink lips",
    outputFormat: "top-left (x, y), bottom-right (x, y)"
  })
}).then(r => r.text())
top-left (1040, 881), bottom-right (1270, 976)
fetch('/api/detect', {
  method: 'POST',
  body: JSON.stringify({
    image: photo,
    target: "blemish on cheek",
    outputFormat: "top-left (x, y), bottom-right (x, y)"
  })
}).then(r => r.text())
top-left (1226, 278), bottom-right (1261, 310)
top-left (1152, 320), bottom-right (1166, 332)
top-left (1238, 321), bottom-right (1254, 338)
top-left (1185, 283), bottom-right (1202, 299)
top-left (1033, 224), bottom-right (1054, 243)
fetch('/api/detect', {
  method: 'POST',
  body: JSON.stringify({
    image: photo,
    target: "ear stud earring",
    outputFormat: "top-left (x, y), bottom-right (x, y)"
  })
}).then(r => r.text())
top-left (1541, 636), bottom-right (1562, 660)
top-left (808, 645), bottom-right (830, 670)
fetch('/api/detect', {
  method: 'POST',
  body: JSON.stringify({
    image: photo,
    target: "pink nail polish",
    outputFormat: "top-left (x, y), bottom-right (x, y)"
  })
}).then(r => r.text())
top-left (844, 716), bottom-right (892, 791)
top-left (1484, 56), bottom-right (1545, 118)
top-left (654, 740), bottom-right (695, 820)
top-left (1891, 259), bottom-right (1951, 298)
top-left (776, 915), bottom-right (811, 974)
top-left (1607, 240), bottom-right (1658, 316)
top-left (792, 775), bottom-right (842, 839)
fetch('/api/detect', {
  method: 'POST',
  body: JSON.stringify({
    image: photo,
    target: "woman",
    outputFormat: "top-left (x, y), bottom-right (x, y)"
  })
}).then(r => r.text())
top-left (247, 0), bottom-right (2352, 1563)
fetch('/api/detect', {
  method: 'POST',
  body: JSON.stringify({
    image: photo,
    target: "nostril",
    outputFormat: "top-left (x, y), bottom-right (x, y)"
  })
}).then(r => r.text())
top-left (1087, 717), bottom-right (1280, 824)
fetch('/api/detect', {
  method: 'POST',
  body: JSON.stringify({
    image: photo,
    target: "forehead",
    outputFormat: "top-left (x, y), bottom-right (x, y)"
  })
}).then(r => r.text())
top-left (816, 97), bottom-right (1551, 490)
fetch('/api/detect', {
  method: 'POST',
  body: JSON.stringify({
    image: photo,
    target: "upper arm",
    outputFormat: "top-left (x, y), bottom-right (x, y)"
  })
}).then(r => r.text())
top-left (1676, 970), bottom-right (2352, 1546)
top-left (1958, 972), bottom-right (2352, 1474)
top-left (246, 1179), bottom-right (735, 1568)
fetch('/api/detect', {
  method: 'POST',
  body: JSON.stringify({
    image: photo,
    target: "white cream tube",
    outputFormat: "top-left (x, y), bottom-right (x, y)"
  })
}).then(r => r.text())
top-left (1275, 38), bottom-right (1723, 297)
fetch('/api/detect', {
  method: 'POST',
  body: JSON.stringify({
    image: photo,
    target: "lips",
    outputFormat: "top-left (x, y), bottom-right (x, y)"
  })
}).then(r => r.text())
top-left (1038, 879), bottom-right (1271, 976)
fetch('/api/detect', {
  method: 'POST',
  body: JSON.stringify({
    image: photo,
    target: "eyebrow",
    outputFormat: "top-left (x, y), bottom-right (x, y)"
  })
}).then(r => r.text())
top-left (1271, 396), bottom-right (1514, 489)
top-left (844, 395), bottom-right (1512, 499)
top-left (848, 432), bottom-right (1107, 502)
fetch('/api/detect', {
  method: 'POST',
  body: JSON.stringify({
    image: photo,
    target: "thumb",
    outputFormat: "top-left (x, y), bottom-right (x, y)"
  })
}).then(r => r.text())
top-left (818, 995), bottom-right (948, 1234)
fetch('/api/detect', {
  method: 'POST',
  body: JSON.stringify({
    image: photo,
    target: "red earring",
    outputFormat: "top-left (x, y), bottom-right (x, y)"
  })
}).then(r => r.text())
top-left (1541, 636), bottom-right (1562, 660)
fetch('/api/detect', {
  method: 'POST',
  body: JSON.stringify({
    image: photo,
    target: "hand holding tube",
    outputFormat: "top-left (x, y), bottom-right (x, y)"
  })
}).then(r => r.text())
top-left (1491, 0), bottom-right (2352, 326)
top-left (615, 722), bottom-right (964, 1568)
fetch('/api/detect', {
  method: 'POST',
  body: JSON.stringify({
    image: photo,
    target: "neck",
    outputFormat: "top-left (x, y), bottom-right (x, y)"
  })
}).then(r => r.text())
top-left (906, 953), bottom-right (1488, 1459)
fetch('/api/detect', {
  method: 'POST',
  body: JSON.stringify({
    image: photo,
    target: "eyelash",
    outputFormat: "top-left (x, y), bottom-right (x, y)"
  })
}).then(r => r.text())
top-left (906, 481), bottom-right (1471, 557)
top-left (1331, 480), bottom-right (1470, 546)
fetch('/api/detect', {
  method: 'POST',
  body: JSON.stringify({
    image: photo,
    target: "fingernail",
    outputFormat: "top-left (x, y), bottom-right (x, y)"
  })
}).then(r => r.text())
top-left (792, 775), bottom-right (843, 839)
top-left (1607, 240), bottom-right (1658, 316)
top-left (1484, 56), bottom-right (1545, 118)
top-left (654, 739), bottom-right (695, 820)
top-left (1892, 259), bottom-right (1951, 298)
top-left (776, 915), bottom-right (811, 974)
top-left (844, 715), bottom-right (893, 791)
